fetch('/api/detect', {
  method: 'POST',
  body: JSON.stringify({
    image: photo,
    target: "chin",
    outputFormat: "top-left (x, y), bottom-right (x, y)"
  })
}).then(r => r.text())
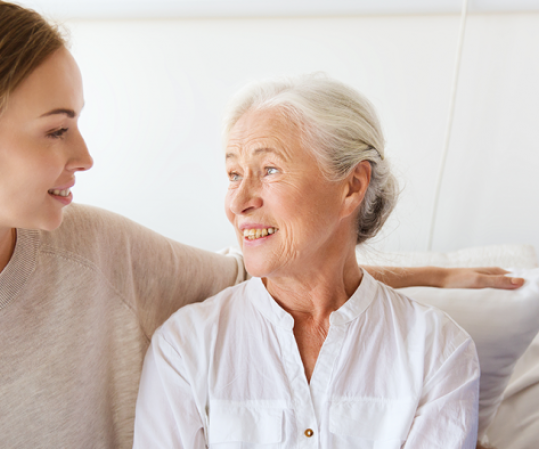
top-left (36, 210), bottom-right (65, 232)
top-left (244, 256), bottom-right (283, 279)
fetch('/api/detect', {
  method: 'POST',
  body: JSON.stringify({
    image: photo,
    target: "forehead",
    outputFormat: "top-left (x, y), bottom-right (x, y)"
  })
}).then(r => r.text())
top-left (226, 108), bottom-right (303, 156)
top-left (6, 47), bottom-right (83, 118)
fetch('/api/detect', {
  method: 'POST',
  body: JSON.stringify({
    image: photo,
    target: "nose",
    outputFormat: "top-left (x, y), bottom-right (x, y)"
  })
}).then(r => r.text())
top-left (66, 128), bottom-right (93, 172)
top-left (228, 176), bottom-right (263, 215)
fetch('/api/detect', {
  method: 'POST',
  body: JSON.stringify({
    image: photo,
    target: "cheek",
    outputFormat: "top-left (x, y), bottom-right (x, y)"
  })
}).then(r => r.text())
top-left (288, 190), bottom-right (343, 252)
top-left (266, 180), bottom-right (303, 216)
top-left (224, 191), bottom-right (235, 224)
top-left (0, 138), bottom-right (59, 199)
top-left (274, 179), bottom-right (338, 227)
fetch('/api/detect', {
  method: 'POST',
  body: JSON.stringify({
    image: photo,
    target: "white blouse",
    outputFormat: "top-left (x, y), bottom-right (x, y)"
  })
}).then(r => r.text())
top-left (134, 271), bottom-right (480, 448)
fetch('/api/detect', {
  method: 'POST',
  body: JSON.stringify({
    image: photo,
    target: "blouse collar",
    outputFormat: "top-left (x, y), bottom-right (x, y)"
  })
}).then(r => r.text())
top-left (248, 269), bottom-right (379, 330)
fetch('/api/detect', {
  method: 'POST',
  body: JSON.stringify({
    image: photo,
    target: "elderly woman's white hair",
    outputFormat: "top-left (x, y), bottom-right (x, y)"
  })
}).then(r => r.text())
top-left (222, 73), bottom-right (399, 244)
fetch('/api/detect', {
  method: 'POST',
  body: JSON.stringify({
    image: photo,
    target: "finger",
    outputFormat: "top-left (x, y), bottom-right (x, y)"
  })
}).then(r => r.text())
top-left (484, 275), bottom-right (525, 290)
top-left (474, 267), bottom-right (510, 276)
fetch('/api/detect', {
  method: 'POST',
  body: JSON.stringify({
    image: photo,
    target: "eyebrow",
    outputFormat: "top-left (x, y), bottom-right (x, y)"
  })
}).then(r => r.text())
top-left (40, 108), bottom-right (76, 118)
top-left (225, 147), bottom-right (281, 160)
top-left (253, 148), bottom-right (280, 156)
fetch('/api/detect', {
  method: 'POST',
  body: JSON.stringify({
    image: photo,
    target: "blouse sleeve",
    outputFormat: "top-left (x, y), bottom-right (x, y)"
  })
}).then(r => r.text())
top-left (403, 335), bottom-right (480, 449)
top-left (133, 332), bottom-right (206, 449)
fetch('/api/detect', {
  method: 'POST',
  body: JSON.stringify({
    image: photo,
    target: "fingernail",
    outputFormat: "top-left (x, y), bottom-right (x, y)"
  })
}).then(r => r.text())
top-left (511, 278), bottom-right (522, 285)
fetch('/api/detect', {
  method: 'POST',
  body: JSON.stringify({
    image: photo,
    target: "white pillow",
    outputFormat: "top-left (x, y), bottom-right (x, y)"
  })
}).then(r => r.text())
top-left (398, 268), bottom-right (539, 439)
top-left (484, 333), bottom-right (539, 448)
top-left (356, 245), bottom-right (539, 440)
top-left (356, 244), bottom-right (538, 269)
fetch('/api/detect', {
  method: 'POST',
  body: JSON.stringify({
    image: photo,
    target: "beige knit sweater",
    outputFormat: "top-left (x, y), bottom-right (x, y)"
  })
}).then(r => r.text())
top-left (0, 204), bottom-right (245, 448)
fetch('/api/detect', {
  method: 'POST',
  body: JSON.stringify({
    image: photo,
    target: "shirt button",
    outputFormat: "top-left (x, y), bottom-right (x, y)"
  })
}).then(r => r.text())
top-left (304, 428), bottom-right (314, 438)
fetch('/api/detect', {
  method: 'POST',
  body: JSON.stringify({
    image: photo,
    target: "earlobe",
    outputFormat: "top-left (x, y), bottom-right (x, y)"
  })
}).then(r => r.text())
top-left (342, 161), bottom-right (371, 217)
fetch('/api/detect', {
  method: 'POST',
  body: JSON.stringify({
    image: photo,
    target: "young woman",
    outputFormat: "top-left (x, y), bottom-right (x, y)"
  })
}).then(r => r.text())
top-left (0, 2), bottom-right (522, 447)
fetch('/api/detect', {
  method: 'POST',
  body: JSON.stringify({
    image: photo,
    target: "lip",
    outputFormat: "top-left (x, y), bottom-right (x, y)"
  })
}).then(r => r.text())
top-left (242, 232), bottom-right (275, 247)
top-left (49, 190), bottom-right (73, 206)
top-left (48, 179), bottom-right (75, 206)
top-left (238, 222), bottom-right (276, 231)
top-left (49, 180), bottom-right (75, 191)
top-left (239, 222), bottom-right (279, 247)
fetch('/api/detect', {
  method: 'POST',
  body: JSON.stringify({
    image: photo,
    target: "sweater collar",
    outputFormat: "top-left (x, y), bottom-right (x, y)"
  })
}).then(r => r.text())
top-left (0, 229), bottom-right (39, 310)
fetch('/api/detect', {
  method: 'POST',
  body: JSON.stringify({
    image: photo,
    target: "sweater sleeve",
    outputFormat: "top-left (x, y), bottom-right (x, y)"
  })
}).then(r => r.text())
top-left (57, 204), bottom-right (247, 338)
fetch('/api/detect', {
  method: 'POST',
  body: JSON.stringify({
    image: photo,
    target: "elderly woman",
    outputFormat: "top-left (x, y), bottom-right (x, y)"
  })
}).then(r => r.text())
top-left (133, 74), bottom-right (480, 448)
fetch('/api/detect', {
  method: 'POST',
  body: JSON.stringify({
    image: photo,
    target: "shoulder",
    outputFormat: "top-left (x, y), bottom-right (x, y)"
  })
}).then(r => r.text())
top-left (39, 204), bottom-right (129, 248)
top-left (59, 203), bottom-right (144, 240)
top-left (38, 203), bottom-right (165, 262)
top-left (148, 281), bottom-right (252, 376)
top-left (367, 281), bottom-right (479, 384)
top-left (156, 281), bottom-right (251, 344)
top-left (374, 281), bottom-right (473, 352)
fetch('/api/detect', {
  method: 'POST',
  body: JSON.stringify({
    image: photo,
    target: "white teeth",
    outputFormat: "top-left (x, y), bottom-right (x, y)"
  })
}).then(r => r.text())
top-left (49, 188), bottom-right (71, 197)
top-left (242, 227), bottom-right (278, 240)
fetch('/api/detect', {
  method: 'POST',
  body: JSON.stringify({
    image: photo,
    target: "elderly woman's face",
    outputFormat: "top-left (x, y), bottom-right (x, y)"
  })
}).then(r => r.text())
top-left (225, 108), bottom-right (353, 278)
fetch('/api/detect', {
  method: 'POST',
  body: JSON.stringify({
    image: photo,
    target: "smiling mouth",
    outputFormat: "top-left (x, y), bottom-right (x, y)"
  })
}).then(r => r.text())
top-left (243, 227), bottom-right (279, 240)
top-left (48, 188), bottom-right (71, 197)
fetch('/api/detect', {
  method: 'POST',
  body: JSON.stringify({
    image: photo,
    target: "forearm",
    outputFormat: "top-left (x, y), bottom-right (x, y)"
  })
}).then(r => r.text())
top-left (363, 266), bottom-right (444, 288)
top-left (364, 265), bottom-right (524, 289)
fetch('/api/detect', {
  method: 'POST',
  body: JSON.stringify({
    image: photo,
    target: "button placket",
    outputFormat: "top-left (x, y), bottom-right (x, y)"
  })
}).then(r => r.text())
top-left (309, 323), bottom-right (346, 417)
top-left (280, 330), bottom-right (319, 447)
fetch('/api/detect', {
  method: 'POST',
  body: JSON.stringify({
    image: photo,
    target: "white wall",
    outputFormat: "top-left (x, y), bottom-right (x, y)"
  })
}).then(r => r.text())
top-left (22, 0), bottom-right (539, 18)
top-left (63, 13), bottom-right (538, 255)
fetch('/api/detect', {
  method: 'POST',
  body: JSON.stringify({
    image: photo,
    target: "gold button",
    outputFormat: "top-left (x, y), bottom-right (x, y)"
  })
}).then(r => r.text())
top-left (304, 428), bottom-right (314, 437)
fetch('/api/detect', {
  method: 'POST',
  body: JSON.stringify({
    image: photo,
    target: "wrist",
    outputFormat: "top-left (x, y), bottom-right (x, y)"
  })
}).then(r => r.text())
top-left (427, 266), bottom-right (447, 288)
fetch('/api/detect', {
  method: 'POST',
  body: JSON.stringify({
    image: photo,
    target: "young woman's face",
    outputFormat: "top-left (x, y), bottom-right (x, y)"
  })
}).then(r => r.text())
top-left (0, 47), bottom-right (93, 231)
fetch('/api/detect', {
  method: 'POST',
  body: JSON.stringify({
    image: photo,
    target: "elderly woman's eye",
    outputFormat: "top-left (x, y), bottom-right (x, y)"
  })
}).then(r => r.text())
top-left (266, 167), bottom-right (279, 175)
top-left (228, 172), bottom-right (241, 181)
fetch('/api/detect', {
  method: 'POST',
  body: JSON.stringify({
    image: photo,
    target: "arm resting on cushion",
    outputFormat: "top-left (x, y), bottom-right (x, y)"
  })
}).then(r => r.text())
top-left (364, 266), bottom-right (524, 289)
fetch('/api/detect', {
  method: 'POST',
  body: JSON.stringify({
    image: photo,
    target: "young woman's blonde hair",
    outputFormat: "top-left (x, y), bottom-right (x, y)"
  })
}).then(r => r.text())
top-left (0, 1), bottom-right (65, 111)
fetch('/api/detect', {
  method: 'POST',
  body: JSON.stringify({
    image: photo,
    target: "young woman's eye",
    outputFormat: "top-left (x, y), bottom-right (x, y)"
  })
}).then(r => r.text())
top-left (47, 128), bottom-right (69, 139)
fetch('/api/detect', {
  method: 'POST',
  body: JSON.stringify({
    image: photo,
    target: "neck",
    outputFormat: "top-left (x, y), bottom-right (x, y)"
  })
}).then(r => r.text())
top-left (264, 245), bottom-right (362, 383)
top-left (264, 247), bottom-right (362, 324)
top-left (0, 227), bottom-right (16, 274)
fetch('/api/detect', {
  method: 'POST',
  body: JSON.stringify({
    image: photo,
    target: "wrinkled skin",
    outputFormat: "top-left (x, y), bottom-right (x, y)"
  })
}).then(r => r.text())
top-left (224, 107), bottom-right (372, 381)
top-left (225, 108), bottom-right (368, 285)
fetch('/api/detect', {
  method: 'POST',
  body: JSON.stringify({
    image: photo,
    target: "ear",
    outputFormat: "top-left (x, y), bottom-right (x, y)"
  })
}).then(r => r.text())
top-left (341, 160), bottom-right (371, 218)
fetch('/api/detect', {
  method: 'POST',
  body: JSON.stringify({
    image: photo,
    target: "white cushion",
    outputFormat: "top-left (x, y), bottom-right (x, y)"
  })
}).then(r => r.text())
top-left (484, 333), bottom-right (539, 448)
top-left (356, 244), bottom-right (539, 440)
top-left (356, 244), bottom-right (538, 269)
